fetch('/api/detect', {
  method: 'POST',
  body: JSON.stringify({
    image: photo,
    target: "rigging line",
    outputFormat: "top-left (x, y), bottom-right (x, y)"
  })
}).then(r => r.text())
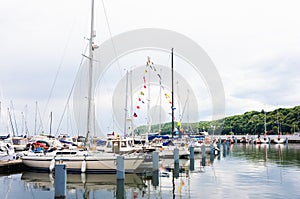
top-left (37, 103), bottom-right (44, 133)
top-left (55, 44), bottom-right (89, 136)
top-left (100, 0), bottom-right (123, 77)
top-left (180, 93), bottom-right (189, 122)
top-left (42, 17), bottom-right (76, 124)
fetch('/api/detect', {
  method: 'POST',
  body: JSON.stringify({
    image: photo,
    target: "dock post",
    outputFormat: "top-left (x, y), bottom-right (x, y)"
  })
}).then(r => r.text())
top-left (152, 151), bottom-right (159, 171)
top-left (116, 155), bottom-right (125, 180)
top-left (54, 164), bottom-right (66, 199)
top-left (189, 146), bottom-right (195, 171)
top-left (174, 160), bottom-right (180, 179)
top-left (152, 151), bottom-right (160, 186)
top-left (286, 137), bottom-right (289, 144)
top-left (152, 169), bottom-right (159, 187)
top-left (174, 147), bottom-right (180, 178)
top-left (201, 156), bottom-right (206, 166)
top-left (116, 178), bottom-right (125, 199)
top-left (174, 147), bottom-right (179, 164)
top-left (235, 137), bottom-right (237, 144)
top-left (189, 146), bottom-right (194, 160)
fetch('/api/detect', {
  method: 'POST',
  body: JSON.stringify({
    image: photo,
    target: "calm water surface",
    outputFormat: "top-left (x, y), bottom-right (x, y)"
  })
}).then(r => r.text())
top-left (1, 144), bottom-right (299, 199)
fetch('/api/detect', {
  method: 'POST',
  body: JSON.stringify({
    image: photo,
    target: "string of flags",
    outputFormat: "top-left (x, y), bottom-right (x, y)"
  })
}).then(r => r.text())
top-left (132, 57), bottom-right (177, 121)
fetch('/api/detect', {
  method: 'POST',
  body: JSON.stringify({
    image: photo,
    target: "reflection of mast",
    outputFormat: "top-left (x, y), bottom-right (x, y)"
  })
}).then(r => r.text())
top-left (264, 144), bottom-right (269, 180)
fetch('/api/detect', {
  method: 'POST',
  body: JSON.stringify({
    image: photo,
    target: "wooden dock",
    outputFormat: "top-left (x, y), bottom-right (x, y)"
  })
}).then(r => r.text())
top-left (0, 160), bottom-right (24, 174)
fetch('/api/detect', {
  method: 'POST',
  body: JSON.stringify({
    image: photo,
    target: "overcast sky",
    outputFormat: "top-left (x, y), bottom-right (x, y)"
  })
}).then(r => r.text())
top-left (1, 0), bottom-right (300, 136)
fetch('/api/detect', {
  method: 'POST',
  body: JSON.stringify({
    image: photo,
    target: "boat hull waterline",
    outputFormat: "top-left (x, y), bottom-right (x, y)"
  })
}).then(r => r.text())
top-left (22, 154), bottom-right (144, 173)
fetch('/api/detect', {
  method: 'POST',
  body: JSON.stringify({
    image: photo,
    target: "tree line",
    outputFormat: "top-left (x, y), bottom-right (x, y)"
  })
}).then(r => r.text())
top-left (135, 105), bottom-right (300, 135)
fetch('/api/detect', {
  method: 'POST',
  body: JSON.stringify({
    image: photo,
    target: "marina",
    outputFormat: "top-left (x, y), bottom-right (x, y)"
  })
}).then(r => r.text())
top-left (0, 143), bottom-right (299, 198)
top-left (1, 0), bottom-right (300, 198)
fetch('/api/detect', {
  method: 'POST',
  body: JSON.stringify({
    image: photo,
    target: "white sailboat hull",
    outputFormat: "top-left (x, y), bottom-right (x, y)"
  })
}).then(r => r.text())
top-left (22, 152), bottom-right (144, 173)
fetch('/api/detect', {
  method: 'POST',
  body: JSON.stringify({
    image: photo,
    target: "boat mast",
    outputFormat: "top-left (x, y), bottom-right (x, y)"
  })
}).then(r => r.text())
top-left (159, 68), bottom-right (162, 134)
top-left (49, 111), bottom-right (53, 136)
top-left (34, 101), bottom-right (37, 135)
top-left (264, 111), bottom-right (267, 136)
top-left (124, 70), bottom-right (129, 136)
top-left (130, 70), bottom-right (134, 139)
top-left (10, 101), bottom-right (19, 136)
top-left (146, 60), bottom-right (151, 143)
top-left (7, 108), bottom-right (15, 137)
top-left (171, 48), bottom-right (174, 138)
top-left (86, 0), bottom-right (95, 145)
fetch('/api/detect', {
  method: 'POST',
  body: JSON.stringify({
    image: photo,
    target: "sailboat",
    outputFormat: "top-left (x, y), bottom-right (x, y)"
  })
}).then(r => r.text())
top-left (260, 111), bottom-right (269, 144)
top-left (22, 0), bottom-right (144, 173)
top-left (0, 102), bottom-right (16, 160)
top-left (273, 110), bottom-right (286, 144)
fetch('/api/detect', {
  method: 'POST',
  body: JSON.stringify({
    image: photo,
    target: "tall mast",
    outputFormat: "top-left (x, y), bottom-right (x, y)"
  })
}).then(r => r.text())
top-left (34, 101), bottom-right (37, 135)
top-left (171, 48), bottom-right (174, 138)
top-left (146, 60), bottom-right (151, 143)
top-left (7, 108), bottom-right (15, 137)
top-left (130, 70), bottom-right (134, 139)
top-left (159, 68), bottom-right (162, 134)
top-left (86, 0), bottom-right (95, 145)
top-left (124, 70), bottom-right (129, 136)
top-left (10, 101), bottom-right (19, 136)
top-left (49, 112), bottom-right (53, 136)
top-left (264, 111), bottom-right (267, 136)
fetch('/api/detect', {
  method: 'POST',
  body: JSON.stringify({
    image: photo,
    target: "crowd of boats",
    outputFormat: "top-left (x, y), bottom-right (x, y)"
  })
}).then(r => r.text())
top-left (1, 130), bottom-right (298, 175)
top-left (0, 132), bottom-right (220, 173)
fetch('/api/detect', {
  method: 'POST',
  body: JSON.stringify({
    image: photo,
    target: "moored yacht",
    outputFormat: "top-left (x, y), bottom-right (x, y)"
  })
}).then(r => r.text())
top-left (22, 148), bottom-right (144, 173)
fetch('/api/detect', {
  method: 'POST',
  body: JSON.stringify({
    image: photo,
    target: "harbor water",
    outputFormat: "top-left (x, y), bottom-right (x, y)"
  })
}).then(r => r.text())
top-left (1, 143), bottom-right (299, 199)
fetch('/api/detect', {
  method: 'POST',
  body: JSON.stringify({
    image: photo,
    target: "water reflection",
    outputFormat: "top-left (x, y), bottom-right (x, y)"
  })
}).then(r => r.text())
top-left (21, 171), bottom-right (146, 198)
top-left (230, 143), bottom-right (300, 167)
top-left (10, 144), bottom-right (300, 198)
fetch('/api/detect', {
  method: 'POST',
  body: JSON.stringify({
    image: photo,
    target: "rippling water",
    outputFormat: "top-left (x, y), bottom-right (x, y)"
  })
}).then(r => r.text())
top-left (1, 144), bottom-right (299, 199)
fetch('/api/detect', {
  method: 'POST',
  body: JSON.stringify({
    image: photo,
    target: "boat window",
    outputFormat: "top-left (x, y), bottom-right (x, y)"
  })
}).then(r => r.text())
top-left (56, 151), bottom-right (77, 155)
top-left (107, 141), bottom-right (112, 148)
top-left (12, 139), bottom-right (20, 145)
top-left (121, 141), bottom-right (127, 147)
